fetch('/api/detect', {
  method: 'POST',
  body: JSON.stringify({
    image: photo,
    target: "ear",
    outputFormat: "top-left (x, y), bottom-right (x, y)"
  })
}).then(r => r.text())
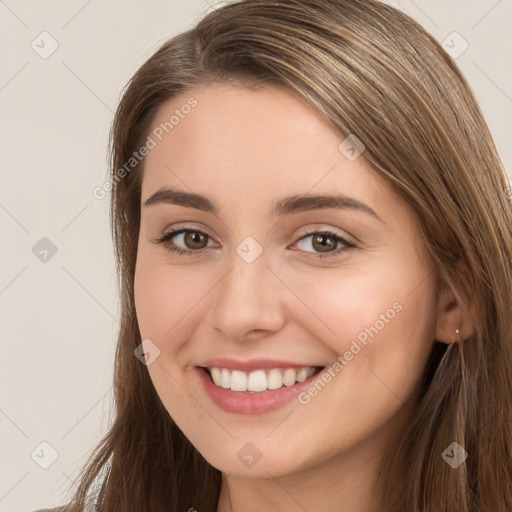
top-left (435, 262), bottom-right (478, 344)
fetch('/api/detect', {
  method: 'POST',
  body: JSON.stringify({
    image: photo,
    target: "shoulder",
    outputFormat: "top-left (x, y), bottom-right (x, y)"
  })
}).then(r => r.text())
top-left (33, 508), bottom-right (68, 512)
top-left (33, 506), bottom-right (95, 512)
top-left (33, 508), bottom-right (69, 512)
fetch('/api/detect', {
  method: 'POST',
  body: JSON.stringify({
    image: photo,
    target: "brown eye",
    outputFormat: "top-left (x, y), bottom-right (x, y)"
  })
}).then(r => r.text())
top-left (155, 229), bottom-right (213, 255)
top-left (311, 233), bottom-right (338, 253)
top-left (295, 230), bottom-right (357, 260)
top-left (183, 230), bottom-right (209, 250)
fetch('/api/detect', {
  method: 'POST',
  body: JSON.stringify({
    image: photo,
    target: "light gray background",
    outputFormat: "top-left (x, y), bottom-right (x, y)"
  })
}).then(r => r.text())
top-left (1, 1), bottom-right (511, 510)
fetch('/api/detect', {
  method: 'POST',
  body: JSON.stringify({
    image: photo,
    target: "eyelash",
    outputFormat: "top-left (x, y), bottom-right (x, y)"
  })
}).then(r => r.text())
top-left (153, 227), bottom-right (357, 260)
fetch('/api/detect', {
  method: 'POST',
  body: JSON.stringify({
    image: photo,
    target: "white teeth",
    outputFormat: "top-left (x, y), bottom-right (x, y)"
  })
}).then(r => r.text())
top-left (230, 370), bottom-right (247, 391)
top-left (296, 368), bottom-right (310, 382)
top-left (267, 368), bottom-right (283, 390)
top-left (206, 366), bottom-right (318, 392)
top-left (247, 370), bottom-right (267, 392)
top-left (282, 368), bottom-right (297, 387)
top-left (211, 367), bottom-right (222, 386)
top-left (221, 368), bottom-right (231, 389)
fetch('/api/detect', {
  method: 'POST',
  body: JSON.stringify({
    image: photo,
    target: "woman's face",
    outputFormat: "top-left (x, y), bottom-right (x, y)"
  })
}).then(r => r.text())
top-left (134, 83), bottom-right (442, 479)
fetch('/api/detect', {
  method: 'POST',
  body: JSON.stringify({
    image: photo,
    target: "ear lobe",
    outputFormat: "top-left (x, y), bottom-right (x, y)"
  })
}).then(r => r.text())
top-left (434, 264), bottom-right (478, 345)
top-left (434, 292), bottom-right (463, 344)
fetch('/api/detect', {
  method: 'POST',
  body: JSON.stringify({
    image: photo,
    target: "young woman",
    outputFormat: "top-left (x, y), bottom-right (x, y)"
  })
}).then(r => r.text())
top-left (38, 0), bottom-right (512, 510)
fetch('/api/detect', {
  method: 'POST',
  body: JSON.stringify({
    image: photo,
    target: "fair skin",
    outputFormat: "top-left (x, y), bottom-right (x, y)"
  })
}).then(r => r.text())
top-left (134, 83), bottom-right (473, 511)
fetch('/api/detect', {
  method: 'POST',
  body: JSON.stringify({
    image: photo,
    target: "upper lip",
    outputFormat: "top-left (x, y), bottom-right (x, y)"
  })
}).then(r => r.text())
top-left (198, 358), bottom-right (325, 373)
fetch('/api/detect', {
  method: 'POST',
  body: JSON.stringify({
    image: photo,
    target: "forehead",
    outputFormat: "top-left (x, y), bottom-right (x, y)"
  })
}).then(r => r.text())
top-left (145, 82), bottom-right (343, 169)
top-left (141, 83), bottom-right (401, 223)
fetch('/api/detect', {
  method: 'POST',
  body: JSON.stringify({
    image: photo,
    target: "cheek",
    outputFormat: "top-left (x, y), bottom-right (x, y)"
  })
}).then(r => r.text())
top-left (133, 258), bottom-right (211, 424)
top-left (134, 265), bottom-right (174, 341)
top-left (288, 269), bottom-right (399, 349)
top-left (289, 259), bottom-right (438, 385)
top-left (134, 255), bottom-right (227, 377)
top-left (274, 267), bottom-right (438, 459)
top-left (134, 255), bottom-right (208, 340)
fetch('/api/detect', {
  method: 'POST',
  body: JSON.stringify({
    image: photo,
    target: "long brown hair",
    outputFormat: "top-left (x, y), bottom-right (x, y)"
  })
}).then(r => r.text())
top-left (67, 0), bottom-right (512, 510)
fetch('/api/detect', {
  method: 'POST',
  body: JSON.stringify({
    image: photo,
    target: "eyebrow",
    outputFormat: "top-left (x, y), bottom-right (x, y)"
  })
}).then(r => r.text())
top-left (143, 187), bottom-right (383, 222)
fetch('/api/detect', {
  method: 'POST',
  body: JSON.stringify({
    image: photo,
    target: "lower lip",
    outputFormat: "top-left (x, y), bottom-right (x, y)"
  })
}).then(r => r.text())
top-left (196, 366), bottom-right (322, 415)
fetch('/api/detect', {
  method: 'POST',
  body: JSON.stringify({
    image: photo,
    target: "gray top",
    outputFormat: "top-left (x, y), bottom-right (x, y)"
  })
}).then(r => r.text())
top-left (33, 508), bottom-right (68, 512)
top-left (34, 506), bottom-right (95, 512)
top-left (33, 509), bottom-right (67, 512)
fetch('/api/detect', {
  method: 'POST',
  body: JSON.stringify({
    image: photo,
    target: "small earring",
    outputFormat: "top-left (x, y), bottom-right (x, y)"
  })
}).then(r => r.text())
top-left (455, 328), bottom-right (460, 334)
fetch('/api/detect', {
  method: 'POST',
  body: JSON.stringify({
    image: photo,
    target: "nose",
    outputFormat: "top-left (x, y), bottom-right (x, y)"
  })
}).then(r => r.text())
top-left (207, 246), bottom-right (287, 342)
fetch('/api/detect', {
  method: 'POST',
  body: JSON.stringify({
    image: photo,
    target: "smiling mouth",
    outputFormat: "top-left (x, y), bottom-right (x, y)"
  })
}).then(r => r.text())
top-left (200, 365), bottom-right (324, 393)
